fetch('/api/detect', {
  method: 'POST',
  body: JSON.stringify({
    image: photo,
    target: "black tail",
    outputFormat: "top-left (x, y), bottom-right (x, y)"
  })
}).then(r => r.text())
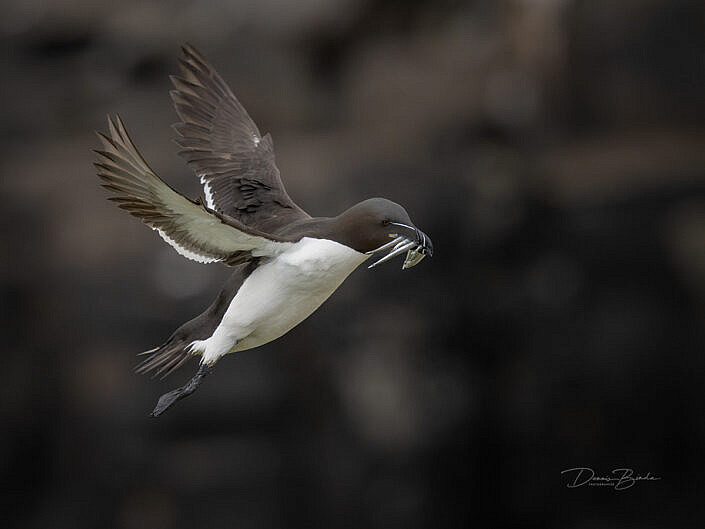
top-left (135, 331), bottom-right (196, 379)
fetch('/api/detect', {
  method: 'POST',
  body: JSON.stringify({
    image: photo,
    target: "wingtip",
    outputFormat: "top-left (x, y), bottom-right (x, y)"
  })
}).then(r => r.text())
top-left (181, 42), bottom-right (199, 56)
top-left (179, 43), bottom-right (210, 71)
top-left (170, 124), bottom-right (185, 139)
top-left (102, 113), bottom-right (126, 138)
top-left (168, 75), bottom-right (183, 90)
top-left (180, 43), bottom-right (200, 62)
top-left (114, 114), bottom-right (128, 137)
top-left (105, 113), bottom-right (119, 133)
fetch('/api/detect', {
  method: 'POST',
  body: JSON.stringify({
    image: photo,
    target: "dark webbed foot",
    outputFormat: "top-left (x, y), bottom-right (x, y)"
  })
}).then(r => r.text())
top-left (150, 363), bottom-right (212, 417)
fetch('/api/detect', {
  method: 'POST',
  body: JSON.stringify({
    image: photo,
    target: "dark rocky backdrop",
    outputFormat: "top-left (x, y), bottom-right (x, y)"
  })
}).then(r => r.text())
top-left (2, 1), bottom-right (705, 528)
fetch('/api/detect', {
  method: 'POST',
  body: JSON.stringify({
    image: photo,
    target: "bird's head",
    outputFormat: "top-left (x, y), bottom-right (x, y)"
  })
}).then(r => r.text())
top-left (335, 198), bottom-right (433, 269)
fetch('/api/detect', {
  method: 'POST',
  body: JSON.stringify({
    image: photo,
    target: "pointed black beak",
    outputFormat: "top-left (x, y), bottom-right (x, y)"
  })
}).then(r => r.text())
top-left (367, 222), bottom-right (433, 269)
top-left (399, 226), bottom-right (433, 269)
top-left (415, 227), bottom-right (433, 257)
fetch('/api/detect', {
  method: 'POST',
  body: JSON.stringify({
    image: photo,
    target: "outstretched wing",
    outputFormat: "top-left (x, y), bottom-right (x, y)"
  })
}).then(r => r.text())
top-left (93, 115), bottom-right (292, 265)
top-left (170, 43), bottom-right (309, 233)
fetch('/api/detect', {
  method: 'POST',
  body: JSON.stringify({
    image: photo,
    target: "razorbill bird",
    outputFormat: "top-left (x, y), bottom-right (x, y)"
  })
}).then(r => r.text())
top-left (93, 44), bottom-right (433, 417)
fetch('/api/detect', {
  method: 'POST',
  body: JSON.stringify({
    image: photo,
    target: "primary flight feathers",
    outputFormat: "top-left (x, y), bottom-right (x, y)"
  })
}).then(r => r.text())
top-left (171, 44), bottom-right (309, 231)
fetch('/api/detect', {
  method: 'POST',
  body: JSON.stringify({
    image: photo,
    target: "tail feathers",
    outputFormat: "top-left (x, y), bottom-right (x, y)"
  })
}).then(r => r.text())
top-left (135, 340), bottom-right (196, 379)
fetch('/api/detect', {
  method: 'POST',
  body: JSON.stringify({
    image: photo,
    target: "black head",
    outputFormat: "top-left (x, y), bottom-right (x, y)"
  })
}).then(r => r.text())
top-left (333, 198), bottom-right (433, 269)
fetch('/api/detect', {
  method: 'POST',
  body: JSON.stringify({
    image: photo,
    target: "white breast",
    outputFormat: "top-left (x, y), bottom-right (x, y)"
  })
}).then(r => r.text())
top-left (191, 237), bottom-right (368, 363)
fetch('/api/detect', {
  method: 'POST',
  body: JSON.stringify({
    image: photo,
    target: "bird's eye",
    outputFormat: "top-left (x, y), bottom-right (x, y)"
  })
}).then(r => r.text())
top-left (381, 219), bottom-right (390, 226)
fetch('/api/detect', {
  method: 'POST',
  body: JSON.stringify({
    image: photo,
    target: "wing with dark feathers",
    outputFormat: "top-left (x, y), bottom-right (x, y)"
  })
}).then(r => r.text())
top-left (93, 115), bottom-right (292, 265)
top-left (170, 43), bottom-right (310, 232)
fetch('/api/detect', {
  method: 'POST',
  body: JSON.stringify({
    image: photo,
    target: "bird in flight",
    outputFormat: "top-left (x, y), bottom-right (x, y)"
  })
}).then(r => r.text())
top-left (93, 44), bottom-right (433, 417)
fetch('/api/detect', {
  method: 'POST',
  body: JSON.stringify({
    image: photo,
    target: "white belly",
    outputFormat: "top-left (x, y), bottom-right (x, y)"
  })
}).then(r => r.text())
top-left (191, 237), bottom-right (368, 363)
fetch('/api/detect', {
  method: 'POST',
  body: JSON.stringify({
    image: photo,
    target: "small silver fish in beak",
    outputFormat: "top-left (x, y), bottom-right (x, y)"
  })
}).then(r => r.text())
top-left (402, 246), bottom-right (426, 269)
top-left (366, 222), bottom-right (434, 269)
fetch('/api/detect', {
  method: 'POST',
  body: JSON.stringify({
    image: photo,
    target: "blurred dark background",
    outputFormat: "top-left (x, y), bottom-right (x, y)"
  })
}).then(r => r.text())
top-left (2, 0), bottom-right (705, 527)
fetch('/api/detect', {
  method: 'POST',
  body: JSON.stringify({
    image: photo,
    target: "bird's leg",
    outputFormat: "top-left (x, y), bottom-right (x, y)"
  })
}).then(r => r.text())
top-left (150, 363), bottom-right (213, 417)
